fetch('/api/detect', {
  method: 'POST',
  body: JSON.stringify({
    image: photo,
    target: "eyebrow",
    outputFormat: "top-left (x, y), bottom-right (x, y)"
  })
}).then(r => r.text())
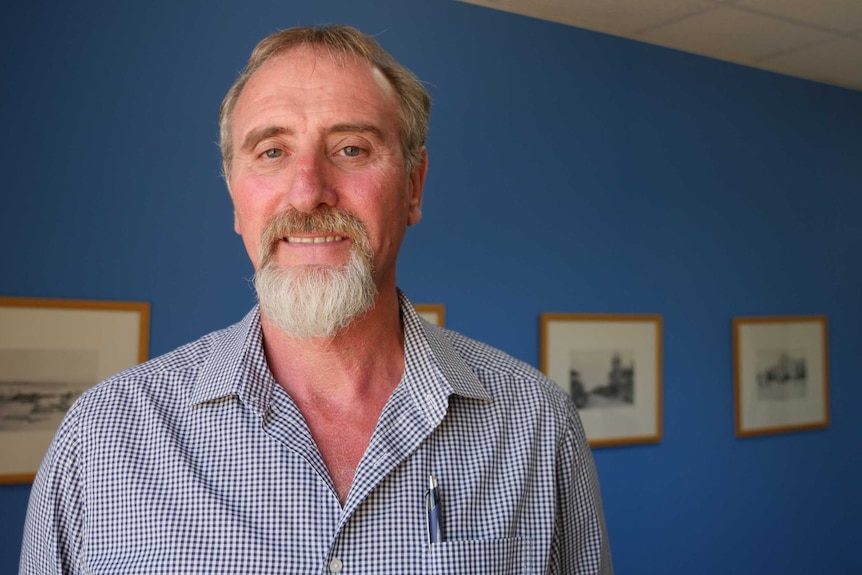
top-left (239, 122), bottom-right (389, 155)
top-left (329, 123), bottom-right (386, 141)
top-left (240, 126), bottom-right (293, 154)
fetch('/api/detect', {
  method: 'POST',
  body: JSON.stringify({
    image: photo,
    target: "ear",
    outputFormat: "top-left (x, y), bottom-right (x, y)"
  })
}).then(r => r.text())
top-left (406, 147), bottom-right (428, 227)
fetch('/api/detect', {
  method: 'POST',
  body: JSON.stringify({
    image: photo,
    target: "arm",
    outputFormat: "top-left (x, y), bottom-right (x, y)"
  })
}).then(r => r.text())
top-left (550, 404), bottom-right (613, 574)
top-left (20, 405), bottom-right (85, 575)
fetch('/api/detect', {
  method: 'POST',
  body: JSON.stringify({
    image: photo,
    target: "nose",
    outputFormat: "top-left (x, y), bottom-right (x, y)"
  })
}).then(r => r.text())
top-left (285, 149), bottom-right (337, 213)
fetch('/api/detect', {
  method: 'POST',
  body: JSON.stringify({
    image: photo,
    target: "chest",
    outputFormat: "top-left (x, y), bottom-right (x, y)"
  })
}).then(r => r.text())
top-left (307, 415), bottom-right (377, 502)
top-left (80, 392), bottom-right (552, 574)
top-left (287, 384), bottom-right (395, 502)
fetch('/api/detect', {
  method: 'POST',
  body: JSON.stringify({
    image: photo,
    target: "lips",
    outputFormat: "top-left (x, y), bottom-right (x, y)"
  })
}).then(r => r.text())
top-left (259, 208), bottom-right (370, 269)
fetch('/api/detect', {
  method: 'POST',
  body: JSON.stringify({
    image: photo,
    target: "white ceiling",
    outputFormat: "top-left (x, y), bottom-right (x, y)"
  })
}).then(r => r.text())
top-left (457, 0), bottom-right (862, 92)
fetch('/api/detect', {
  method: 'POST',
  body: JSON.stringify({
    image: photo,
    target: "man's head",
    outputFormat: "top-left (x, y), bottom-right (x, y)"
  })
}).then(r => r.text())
top-left (220, 25), bottom-right (430, 178)
top-left (221, 26), bottom-right (430, 338)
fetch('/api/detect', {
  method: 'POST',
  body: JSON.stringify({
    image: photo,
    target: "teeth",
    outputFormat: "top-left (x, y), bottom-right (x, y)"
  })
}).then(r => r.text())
top-left (285, 236), bottom-right (344, 244)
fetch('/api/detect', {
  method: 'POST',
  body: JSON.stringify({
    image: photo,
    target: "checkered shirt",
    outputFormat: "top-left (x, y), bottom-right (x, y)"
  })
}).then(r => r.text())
top-left (20, 291), bottom-right (612, 574)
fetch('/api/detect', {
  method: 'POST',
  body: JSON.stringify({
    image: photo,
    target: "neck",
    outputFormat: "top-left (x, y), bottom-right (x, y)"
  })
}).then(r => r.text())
top-left (260, 288), bottom-right (405, 406)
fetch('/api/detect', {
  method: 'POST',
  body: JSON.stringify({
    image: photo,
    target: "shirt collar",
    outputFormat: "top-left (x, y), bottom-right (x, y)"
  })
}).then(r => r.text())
top-left (398, 290), bottom-right (492, 405)
top-left (188, 307), bottom-right (273, 414)
top-left (188, 291), bottom-right (492, 413)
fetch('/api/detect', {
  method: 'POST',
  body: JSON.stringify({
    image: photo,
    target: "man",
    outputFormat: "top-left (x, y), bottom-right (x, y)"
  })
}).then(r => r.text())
top-left (21, 25), bottom-right (613, 574)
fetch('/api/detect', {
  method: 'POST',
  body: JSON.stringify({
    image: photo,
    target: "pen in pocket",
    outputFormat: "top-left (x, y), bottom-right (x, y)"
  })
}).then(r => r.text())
top-left (426, 474), bottom-right (444, 549)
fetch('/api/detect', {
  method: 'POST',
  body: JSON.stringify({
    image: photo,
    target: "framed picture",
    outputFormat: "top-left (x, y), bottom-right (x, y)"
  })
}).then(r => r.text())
top-left (0, 297), bottom-right (150, 483)
top-left (415, 303), bottom-right (445, 327)
top-left (733, 316), bottom-right (829, 437)
top-left (540, 314), bottom-right (662, 447)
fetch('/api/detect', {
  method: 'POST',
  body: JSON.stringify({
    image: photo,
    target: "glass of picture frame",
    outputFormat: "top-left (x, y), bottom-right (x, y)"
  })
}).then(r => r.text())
top-left (540, 313), bottom-right (662, 447)
top-left (733, 315), bottom-right (829, 437)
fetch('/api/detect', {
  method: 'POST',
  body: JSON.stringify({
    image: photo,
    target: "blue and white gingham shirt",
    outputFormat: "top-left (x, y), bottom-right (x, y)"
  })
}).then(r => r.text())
top-left (21, 291), bottom-right (612, 574)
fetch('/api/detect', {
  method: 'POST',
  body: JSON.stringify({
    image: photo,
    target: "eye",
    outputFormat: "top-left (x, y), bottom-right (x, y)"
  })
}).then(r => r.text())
top-left (342, 146), bottom-right (363, 157)
top-left (263, 148), bottom-right (282, 159)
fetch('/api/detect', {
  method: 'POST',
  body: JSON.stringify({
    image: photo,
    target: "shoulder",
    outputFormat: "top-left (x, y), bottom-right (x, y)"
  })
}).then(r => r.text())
top-left (69, 318), bottom-right (244, 419)
top-left (446, 329), bottom-right (541, 381)
top-left (92, 326), bottom-right (223, 393)
top-left (41, 318), bottom-right (249, 474)
top-left (430, 324), bottom-right (577, 428)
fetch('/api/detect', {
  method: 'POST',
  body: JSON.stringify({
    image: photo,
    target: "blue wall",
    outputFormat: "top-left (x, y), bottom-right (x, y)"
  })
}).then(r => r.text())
top-left (2, 1), bottom-right (860, 573)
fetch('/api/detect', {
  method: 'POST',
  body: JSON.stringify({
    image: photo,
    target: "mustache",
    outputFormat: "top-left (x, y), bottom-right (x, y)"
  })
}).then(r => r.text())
top-left (258, 207), bottom-right (370, 267)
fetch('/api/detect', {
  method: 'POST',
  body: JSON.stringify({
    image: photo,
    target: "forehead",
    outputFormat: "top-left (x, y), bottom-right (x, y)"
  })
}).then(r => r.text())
top-left (232, 46), bottom-right (400, 132)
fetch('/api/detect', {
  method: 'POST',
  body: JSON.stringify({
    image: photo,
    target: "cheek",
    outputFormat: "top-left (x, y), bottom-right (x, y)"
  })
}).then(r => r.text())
top-left (230, 175), bottom-right (281, 232)
top-left (367, 191), bottom-right (412, 251)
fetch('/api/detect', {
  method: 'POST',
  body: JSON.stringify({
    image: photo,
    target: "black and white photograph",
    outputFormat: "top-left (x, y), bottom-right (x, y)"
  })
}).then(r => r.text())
top-left (567, 349), bottom-right (635, 410)
top-left (734, 316), bottom-right (829, 437)
top-left (0, 349), bottom-right (96, 432)
top-left (755, 349), bottom-right (808, 401)
top-left (541, 314), bottom-right (662, 447)
top-left (0, 297), bottom-right (149, 483)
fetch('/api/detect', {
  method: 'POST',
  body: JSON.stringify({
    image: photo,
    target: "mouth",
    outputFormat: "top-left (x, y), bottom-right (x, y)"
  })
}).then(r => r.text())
top-left (283, 235), bottom-right (347, 244)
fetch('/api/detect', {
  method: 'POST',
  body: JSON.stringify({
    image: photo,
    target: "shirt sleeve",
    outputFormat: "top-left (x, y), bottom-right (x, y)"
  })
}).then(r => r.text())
top-left (19, 402), bottom-right (86, 575)
top-left (550, 402), bottom-right (614, 574)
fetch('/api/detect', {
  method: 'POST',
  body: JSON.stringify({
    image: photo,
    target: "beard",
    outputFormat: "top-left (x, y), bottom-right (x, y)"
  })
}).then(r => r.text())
top-left (253, 208), bottom-right (378, 339)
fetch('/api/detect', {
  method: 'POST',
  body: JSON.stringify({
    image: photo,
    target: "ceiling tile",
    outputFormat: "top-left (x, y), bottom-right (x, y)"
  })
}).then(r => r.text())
top-left (759, 37), bottom-right (862, 91)
top-left (640, 5), bottom-right (836, 63)
top-left (456, 0), bottom-right (862, 91)
top-left (457, 0), bottom-right (715, 35)
top-left (735, 0), bottom-right (862, 33)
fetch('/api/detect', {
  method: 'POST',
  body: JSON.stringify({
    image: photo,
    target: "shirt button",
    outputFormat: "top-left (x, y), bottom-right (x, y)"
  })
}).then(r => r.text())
top-left (329, 558), bottom-right (344, 573)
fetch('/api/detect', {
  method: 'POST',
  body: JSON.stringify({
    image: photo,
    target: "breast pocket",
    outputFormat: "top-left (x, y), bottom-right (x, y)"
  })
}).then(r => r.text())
top-left (428, 537), bottom-right (537, 574)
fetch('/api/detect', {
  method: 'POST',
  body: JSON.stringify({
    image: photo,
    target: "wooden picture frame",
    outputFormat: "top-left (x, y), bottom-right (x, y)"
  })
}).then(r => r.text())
top-left (0, 297), bottom-right (150, 483)
top-left (540, 313), bottom-right (662, 447)
top-left (415, 303), bottom-right (445, 327)
top-left (733, 316), bottom-right (829, 437)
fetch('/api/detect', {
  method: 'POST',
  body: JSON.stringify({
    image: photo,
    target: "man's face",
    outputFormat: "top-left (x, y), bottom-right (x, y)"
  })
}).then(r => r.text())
top-left (226, 46), bottom-right (426, 296)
